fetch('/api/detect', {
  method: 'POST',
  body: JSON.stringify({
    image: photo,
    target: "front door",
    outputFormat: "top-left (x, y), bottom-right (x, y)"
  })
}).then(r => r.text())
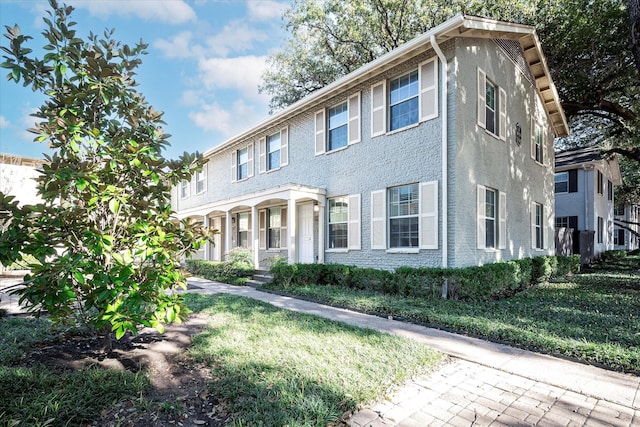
top-left (297, 203), bottom-right (314, 263)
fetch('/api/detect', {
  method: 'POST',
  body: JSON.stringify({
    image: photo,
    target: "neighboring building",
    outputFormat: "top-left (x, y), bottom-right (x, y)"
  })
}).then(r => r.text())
top-left (554, 146), bottom-right (622, 257)
top-left (173, 15), bottom-right (569, 270)
top-left (0, 153), bottom-right (44, 207)
top-left (614, 203), bottom-right (640, 251)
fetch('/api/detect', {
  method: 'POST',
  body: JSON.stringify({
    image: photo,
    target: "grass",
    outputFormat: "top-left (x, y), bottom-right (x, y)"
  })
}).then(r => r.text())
top-left (261, 255), bottom-right (640, 373)
top-left (184, 293), bottom-right (444, 426)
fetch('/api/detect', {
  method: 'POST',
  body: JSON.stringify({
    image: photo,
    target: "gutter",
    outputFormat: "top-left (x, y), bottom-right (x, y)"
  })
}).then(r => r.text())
top-left (430, 35), bottom-right (448, 270)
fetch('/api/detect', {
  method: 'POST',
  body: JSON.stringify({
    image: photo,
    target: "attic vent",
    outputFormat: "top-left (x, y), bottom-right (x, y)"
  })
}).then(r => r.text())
top-left (494, 39), bottom-right (534, 85)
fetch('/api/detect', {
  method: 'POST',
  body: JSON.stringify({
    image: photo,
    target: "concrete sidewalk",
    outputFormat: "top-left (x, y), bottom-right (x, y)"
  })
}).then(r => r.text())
top-left (187, 278), bottom-right (640, 426)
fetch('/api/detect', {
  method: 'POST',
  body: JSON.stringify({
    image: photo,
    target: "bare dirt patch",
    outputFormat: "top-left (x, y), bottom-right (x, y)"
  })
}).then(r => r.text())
top-left (15, 312), bottom-right (231, 427)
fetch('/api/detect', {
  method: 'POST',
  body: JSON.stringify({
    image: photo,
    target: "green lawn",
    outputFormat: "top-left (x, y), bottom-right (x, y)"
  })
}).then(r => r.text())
top-left (261, 256), bottom-right (640, 373)
top-left (184, 293), bottom-right (443, 426)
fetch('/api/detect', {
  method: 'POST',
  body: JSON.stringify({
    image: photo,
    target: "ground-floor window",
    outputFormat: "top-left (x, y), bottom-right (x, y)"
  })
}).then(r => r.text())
top-left (237, 212), bottom-right (249, 248)
top-left (328, 197), bottom-right (348, 249)
top-left (388, 184), bottom-right (419, 248)
top-left (268, 207), bottom-right (282, 249)
top-left (534, 203), bottom-right (543, 249)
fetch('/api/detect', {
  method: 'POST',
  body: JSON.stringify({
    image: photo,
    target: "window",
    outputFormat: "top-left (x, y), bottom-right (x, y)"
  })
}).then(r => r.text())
top-left (370, 58), bottom-right (438, 137)
top-left (531, 119), bottom-right (543, 164)
top-left (328, 102), bottom-right (348, 151)
top-left (328, 197), bottom-right (348, 249)
top-left (597, 170), bottom-right (604, 195)
top-left (267, 132), bottom-right (281, 170)
top-left (615, 204), bottom-right (625, 216)
top-left (389, 70), bottom-right (419, 131)
top-left (555, 172), bottom-right (568, 193)
top-left (180, 180), bottom-right (189, 199)
top-left (237, 212), bottom-right (250, 248)
top-left (371, 182), bottom-right (438, 250)
top-left (555, 217), bottom-right (568, 228)
top-left (477, 186), bottom-right (506, 250)
top-left (232, 144), bottom-right (254, 182)
top-left (533, 203), bottom-right (543, 249)
top-left (195, 165), bottom-right (207, 194)
top-left (608, 180), bottom-right (613, 201)
top-left (268, 208), bottom-right (282, 249)
top-left (477, 68), bottom-right (506, 140)
top-left (597, 216), bottom-right (604, 243)
top-left (259, 128), bottom-right (288, 172)
top-left (614, 228), bottom-right (625, 246)
top-left (388, 184), bottom-right (419, 248)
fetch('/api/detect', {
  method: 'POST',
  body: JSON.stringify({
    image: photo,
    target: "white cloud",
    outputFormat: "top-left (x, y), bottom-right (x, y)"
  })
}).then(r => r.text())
top-left (197, 56), bottom-right (268, 100)
top-left (189, 99), bottom-right (266, 137)
top-left (69, 0), bottom-right (196, 24)
top-left (205, 21), bottom-right (268, 57)
top-left (154, 31), bottom-right (203, 59)
top-left (0, 116), bottom-right (9, 128)
top-left (247, 1), bottom-right (287, 22)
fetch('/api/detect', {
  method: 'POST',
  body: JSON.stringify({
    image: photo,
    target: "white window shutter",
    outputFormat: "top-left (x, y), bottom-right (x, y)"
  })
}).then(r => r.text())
top-left (247, 143), bottom-right (254, 177)
top-left (259, 209), bottom-right (266, 250)
top-left (348, 194), bottom-right (361, 250)
top-left (419, 181), bottom-right (438, 249)
top-left (258, 137), bottom-right (266, 173)
top-left (371, 81), bottom-right (386, 137)
top-left (477, 185), bottom-right (486, 249)
top-left (419, 57), bottom-right (438, 122)
top-left (280, 207), bottom-right (288, 248)
top-left (499, 191), bottom-right (507, 249)
top-left (348, 92), bottom-right (361, 144)
top-left (314, 110), bottom-right (326, 155)
top-left (531, 202), bottom-right (536, 249)
top-left (477, 68), bottom-right (486, 129)
top-left (499, 87), bottom-right (506, 141)
top-left (280, 127), bottom-right (289, 166)
top-left (247, 212), bottom-right (252, 248)
top-left (231, 150), bottom-right (237, 182)
top-left (371, 190), bottom-right (386, 249)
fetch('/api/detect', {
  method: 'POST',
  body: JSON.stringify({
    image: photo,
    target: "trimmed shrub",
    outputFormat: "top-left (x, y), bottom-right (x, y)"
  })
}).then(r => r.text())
top-left (531, 256), bottom-right (554, 284)
top-left (185, 258), bottom-right (254, 285)
top-left (601, 250), bottom-right (628, 261)
top-left (554, 255), bottom-right (581, 277)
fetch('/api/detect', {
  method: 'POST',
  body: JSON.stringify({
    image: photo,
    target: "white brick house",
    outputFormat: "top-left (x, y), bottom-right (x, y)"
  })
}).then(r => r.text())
top-left (173, 15), bottom-right (569, 270)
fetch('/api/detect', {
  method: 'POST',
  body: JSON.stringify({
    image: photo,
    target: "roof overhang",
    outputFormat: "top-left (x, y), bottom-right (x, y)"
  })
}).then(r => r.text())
top-left (204, 14), bottom-right (569, 158)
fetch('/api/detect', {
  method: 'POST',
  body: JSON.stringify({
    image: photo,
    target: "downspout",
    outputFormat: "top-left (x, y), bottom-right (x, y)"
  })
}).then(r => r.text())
top-left (431, 35), bottom-right (449, 298)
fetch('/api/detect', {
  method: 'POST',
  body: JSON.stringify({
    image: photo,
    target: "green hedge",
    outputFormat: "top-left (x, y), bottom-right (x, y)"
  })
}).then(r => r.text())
top-left (269, 255), bottom-right (581, 302)
top-left (185, 259), bottom-right (254, 286)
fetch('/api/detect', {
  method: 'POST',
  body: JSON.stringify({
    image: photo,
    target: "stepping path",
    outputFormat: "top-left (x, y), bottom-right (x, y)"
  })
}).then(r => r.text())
top-left (187, 278), bottom-right (640, 427)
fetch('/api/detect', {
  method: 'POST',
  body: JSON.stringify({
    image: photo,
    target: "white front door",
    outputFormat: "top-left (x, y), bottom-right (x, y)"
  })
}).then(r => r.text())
top-left (298, 203), bottom-right (315, 263)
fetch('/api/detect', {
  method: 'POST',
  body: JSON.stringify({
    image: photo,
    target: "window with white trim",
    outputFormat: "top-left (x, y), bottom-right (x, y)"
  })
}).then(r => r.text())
top-left (477, 185), bottom-right (506, 250)
top-left (231, 144), bottom-right (254, 182)
top-left (180, 180), bottom-right (189, 199)
top-left (370, 57), bottom-right (438, 137)
top-left (533, 202), bottom-right (543, 249)
top-left (597, 170), bottom-right (604, 195)
top-left (259, 128), bottom-right (289, 172)
top-left (328, 197), bottom-right (348, 249)
top-left (614, 228), bottom-right (625, 245)
top-left (259, 207), bottom-right (288, 250)
top-left (195, 165), bottom-right (207, 194)
top-left (615, 204), bottom-right (625, 216)
top-left (315, 93), bottom-right (361, 155)
top-left (597, 216), bottom-right (604, 244)
top-left (237, 212), bottom-right (250, 248)
top-left (371, 181), bottom-right (438, 250)
top-left (554, 172), bottom-right (568, 193)
top-left (531, 119), bottom-right (543, 165)
top-left (477, 68), bottom-right (506, 140)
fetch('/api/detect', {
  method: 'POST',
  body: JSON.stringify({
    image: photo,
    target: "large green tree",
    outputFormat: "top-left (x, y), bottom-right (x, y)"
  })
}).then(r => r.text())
top-left (0, 0), bottom-right (213, 341)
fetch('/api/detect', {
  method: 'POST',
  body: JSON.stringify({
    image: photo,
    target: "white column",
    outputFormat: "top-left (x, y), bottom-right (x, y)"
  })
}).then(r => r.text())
top-left (251, 205), bottom-right (259, 269)
top-left (225, 211), bottom-right (232, 260)
top-left (288, 198), bottom-right (297, 264)
top-left (203, 215), bottom-right (211, 261)
top-left (317, 201), bottom-right (325, 264)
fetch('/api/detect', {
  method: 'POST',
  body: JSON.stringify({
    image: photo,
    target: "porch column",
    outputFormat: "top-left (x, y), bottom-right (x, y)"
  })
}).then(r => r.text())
top-left (203, 215), bottom-right (211, 261)
top-left (251, 205), bottom-right (259, 269)
top-left (317, 201), bottom-right (325, 264)
top-left (288, 198), bottom-right (297, 264)
top-left (225, 210), bottom-right (232, 259)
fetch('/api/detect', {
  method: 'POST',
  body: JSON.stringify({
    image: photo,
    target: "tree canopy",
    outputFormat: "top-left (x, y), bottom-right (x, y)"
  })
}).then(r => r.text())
top-left (0, 0), bottom-right (213, 339)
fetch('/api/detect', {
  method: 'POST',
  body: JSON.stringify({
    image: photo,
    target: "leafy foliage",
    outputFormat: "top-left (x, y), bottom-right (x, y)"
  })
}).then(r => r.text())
top-left (0, 0), bottom-right (214, 338)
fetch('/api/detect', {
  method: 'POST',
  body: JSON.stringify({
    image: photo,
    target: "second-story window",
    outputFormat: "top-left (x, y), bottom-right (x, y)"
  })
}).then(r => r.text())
top-left (477, 68), bottom-right (506, 141)
top-left (485, 80), bottom-right (497, 135)
top-left (328, 102), bottom-right (348, 151)
top-left (555, 172), bottom-right (568, 193)
top-left (531, 120), bottom-right (543, 165)
top-left (237, 147), bottom-right (249, 180)
top-left (180, 180), bottom-right (189, 199)
top-left (195, 165), bottom-right (207, 194)
top-left (389, 70), bottom-right (419, 131)
top-left (597, 170), bottom-right (604, 195)
top-left (267, 132), bottom-right (281, 170)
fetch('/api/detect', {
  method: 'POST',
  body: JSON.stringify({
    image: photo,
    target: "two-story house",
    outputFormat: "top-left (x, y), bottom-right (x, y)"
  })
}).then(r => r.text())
top-left (173, 15), bottom-right (569, 270)
top-left (554, 146), bottom-right (622, 258)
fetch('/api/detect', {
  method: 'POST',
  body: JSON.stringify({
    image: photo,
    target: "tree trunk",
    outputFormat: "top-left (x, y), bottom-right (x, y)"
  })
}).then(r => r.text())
top-left (631, 0), bottom-right (640, 73)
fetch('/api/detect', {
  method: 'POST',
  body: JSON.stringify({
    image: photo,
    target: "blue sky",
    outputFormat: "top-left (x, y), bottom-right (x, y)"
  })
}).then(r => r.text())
top-left (0, 0), bottom-right (288, 160)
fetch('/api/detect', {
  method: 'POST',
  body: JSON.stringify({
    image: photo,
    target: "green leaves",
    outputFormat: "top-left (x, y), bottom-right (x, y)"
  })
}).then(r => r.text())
top-left (0, 0), bottom-right (212, 341)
